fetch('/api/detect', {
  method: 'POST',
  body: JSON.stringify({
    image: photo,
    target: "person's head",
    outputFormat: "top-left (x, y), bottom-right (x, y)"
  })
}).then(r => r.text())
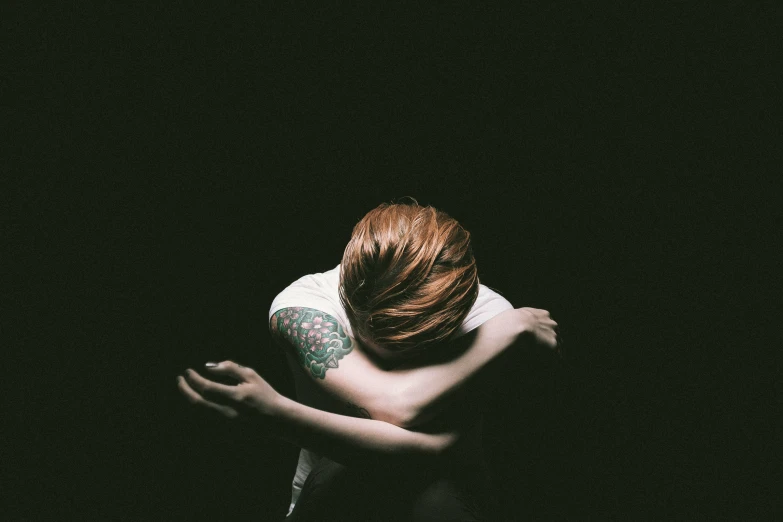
top-left (339, 198), bottom-right (479, 361)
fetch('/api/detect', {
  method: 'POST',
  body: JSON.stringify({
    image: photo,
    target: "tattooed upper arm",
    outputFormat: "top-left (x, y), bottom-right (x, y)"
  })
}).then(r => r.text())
top-left (270, 307), bottom-right (354, 379)
top-left (269, 307), bottom-right (403, 424)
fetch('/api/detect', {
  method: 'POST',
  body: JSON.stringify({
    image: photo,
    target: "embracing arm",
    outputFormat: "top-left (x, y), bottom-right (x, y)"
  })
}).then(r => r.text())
top-left (270, 306), bottom-right (557, 428)
top-left (175, 307), bottom-right (550, 467)
top-left (177, 362), bottom-right (465, 468)
top-left (387, 309), bottom-right (532, 426)
top-left (270, 393), bottom-right (459, 466)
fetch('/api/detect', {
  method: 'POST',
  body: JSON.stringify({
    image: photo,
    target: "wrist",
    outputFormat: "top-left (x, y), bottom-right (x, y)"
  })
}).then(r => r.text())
top-left (514, 308), bottom-right (534, 336)
top-left (268, 393), bottom-right (293, 419)
top-left (261, 394), bottom-right (298, 439)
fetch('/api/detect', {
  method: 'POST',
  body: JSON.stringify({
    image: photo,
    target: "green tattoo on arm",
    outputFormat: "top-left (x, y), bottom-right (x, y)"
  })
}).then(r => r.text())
top-left (271, 307), bottom-right (354, 379)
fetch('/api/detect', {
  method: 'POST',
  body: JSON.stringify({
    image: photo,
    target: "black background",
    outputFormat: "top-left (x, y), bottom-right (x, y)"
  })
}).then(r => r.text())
top-left (5, 2), bottom-right (777, 520)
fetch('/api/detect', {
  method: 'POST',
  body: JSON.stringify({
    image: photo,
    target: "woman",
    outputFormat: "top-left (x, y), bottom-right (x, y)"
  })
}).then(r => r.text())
top-left (178, 200), bottom-right (559, 521)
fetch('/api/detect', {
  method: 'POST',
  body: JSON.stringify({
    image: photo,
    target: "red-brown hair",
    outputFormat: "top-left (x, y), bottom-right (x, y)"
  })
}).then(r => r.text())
top-left (339, 199), bottom-right (479, 356)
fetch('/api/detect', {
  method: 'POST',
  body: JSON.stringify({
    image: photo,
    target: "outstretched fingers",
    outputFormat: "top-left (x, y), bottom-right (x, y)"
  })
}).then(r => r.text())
top-left (204, 360), bottom-right (256, 382)
top-left (177, 376), bottom-right (238, 418)
top-left (183, 368), bottom-right (238, 398)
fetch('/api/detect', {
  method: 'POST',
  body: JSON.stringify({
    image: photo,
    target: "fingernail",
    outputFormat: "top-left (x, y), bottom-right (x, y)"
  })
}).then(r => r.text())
top-left (205, 362), bottom-right (218, 368)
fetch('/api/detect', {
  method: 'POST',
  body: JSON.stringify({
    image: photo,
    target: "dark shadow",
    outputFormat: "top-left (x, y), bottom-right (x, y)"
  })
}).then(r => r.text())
top-left (479, 338), bottom-right (585, 521)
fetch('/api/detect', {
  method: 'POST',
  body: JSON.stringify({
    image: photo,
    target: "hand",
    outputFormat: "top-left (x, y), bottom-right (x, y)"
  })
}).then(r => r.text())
top-left (176, 361), bottom-right (282, 420)
top-left (515, 307), bottom-right (560, 352)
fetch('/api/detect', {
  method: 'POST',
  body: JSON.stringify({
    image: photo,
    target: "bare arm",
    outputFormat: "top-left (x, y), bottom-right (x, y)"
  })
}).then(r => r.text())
top-left (177, 362), bottom-right (463, 468)
top-left (270, 306), bottom-right (557, 428)
top-left (175, 307), bottom-right (551, 467)
top-left (270, 395), bottom-right (459, 466)
top-left (387, 308), bottom-right (532, 426)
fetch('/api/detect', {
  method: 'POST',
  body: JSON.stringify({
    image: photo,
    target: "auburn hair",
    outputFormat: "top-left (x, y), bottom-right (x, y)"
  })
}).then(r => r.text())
top-left (339, 199), bottom-right (479, 355)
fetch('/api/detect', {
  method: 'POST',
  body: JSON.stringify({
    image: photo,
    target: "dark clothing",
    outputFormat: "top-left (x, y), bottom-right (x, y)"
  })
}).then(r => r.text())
top-left (286, 454), bottom-right (500, 522)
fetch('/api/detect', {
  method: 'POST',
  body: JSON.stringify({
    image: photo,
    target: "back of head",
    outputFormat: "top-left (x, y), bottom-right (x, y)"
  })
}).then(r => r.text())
top-left (339, 198), bottom-right (479, 358)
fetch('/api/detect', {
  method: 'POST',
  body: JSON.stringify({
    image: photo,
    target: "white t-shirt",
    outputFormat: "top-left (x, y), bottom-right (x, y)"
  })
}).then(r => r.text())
top-left (268, 264), bottom-right (513, 516)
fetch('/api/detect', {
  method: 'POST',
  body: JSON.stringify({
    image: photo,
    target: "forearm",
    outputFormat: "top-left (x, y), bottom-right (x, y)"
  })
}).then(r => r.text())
top-left (269, 395), bottom-right (456, 468)
top-left (391, 308), bottom-right (523, 426)
top-left (269, 306), bottom-right (525, 431)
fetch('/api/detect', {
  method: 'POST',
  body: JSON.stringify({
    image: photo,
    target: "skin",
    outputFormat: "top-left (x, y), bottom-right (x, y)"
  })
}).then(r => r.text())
top-left (177, 306), bottom-right (559, 466)
top-left (270, 307), bottom-right (354, 380)
top-left (177, 363), bottom-right (463, 467)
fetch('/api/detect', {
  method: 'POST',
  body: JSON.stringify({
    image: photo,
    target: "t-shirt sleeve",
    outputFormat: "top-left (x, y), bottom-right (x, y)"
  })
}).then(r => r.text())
top-left (268, 289), bottom-right (342, 324)
top-left (267, 266), bottom-right (350, 336)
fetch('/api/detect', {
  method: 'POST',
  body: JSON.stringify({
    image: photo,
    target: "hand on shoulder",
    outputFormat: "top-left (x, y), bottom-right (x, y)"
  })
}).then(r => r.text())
top-left (483, 307), bottom-right (559, 350)
top-left (514, 307), bottom-right (559, 350)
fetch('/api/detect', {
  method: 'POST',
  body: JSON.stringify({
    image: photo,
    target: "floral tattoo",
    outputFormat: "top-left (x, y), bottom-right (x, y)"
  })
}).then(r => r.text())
top-left (271, 307), bottom-right (354, 379)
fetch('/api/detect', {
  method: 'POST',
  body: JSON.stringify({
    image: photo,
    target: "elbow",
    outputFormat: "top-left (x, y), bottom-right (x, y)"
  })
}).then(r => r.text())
top-left (394, 406), bottom-right (422, 430)
top-left (386, 387), bottom-right (426, 429)
top-left (362, 395), bottom-right (419, 429)
top-left (399, 408), bottom-right (435, 430)
top-left (378, 401), bottom-right (420, 430)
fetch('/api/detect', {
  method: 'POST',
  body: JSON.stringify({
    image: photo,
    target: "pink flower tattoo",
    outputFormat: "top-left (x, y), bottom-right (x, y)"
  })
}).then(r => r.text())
top-left (300, 316), bottom-right (334, 351)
